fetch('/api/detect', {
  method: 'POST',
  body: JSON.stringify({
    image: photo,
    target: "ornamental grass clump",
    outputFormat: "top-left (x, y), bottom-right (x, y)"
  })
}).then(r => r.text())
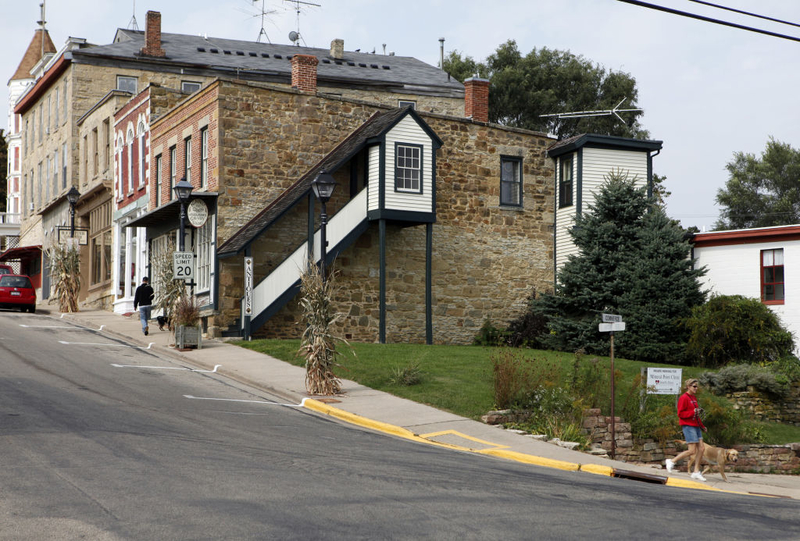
top-left (48, 243), bottom-right (80, 313)
top-left (298, 260), bottom-right (345, 396)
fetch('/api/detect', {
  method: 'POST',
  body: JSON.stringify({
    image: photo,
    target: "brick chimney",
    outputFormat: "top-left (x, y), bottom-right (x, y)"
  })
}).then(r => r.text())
top-left (140, 11), bottom-right (165, 58)
top-left (330, 39), bottom-right (344, 60)
top-left (291, 54), bottom-right (319, 93)
top-left (464, 77), bottom-right (490, 123)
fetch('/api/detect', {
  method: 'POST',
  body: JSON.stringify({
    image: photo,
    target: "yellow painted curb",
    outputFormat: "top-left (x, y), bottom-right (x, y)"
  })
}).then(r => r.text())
top-left (478, 448), bottom-right (581, 471)
top-left (580, 463), bottom-right (614, 476)
top-left (665, 477), bottom-right (722, 491)
top-left (302, 398), bottom-right (416, 440)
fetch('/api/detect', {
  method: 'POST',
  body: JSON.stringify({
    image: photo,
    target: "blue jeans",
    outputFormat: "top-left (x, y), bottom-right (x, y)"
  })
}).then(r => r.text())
top-left (139, 305), bottom-right (152, 333)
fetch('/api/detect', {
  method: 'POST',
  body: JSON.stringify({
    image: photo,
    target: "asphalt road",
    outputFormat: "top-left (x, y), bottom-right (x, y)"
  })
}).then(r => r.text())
top-left (1, 310), bottom-right (799, 540)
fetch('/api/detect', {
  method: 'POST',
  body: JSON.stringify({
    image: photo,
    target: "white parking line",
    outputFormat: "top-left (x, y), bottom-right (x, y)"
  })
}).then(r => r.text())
top-left (184, 395), bottom-right (302, 407)
top-left (59, 340), bottom-right (155, 349)
top-left (20, 324), bottom-right (76, 328)
top-left (112, 364), bottom-right (221, 373)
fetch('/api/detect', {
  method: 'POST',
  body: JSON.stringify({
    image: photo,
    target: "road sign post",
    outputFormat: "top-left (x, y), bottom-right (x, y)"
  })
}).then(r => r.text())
top-left (599, 314), bottom-right (625, 460)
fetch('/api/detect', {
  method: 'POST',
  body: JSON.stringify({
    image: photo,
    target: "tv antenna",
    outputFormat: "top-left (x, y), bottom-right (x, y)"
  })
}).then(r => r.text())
top-left (540, 97), bottom-right (642, 124)
top-left (236, 0), bottom-right (278, 43)
top-left (284, 0), bottom-right (320, 46)
top-left (127, 0), bottom-right (139, 31)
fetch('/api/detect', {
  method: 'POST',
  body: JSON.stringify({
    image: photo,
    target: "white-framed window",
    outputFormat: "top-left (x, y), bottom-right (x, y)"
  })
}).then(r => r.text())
top-left (500, 156), bottom-right (522, 207)
top-left (196, 218), bottom-right (213, 292)
top-left (126, 128), bottom-right (135, 194)
top-left (54, 88), bottom-right (59, 126)
top-left (45, 156), bottom-right (50, 203)
top-left (182, 81), bottom-right (201, 93)
top-left (761, 249), bottom-right (785, 304)
top-left (155, 154), bottom-right (163, 206)
top-left (117, 75), bottom-right (138, 94)
top-left (169, 146), bottom-right (177, 200)
top-left (200, 128), bottom-right (208, 189)
top-left (62, 142), bottom-right (68, 189)
top-left (395, 143), bottom-right (422, 193)
top-left (138, 121), bottom-right (146, 188)
top-left (184, 137), bottom-right (192, 185)
top-left (63, 81), bottom-right (68, 125)
top-left (53, 152), bottom-right (58, 199)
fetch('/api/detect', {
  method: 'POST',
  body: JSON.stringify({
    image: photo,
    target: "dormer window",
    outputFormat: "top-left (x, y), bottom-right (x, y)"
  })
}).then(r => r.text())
top-left (395, 143), bottom-right (422, 193)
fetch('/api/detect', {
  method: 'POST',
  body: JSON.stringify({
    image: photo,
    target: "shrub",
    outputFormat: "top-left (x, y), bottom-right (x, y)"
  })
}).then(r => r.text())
top-left (473, 317), bottom-right (510, 347)
top-left (388, 361), bottom-right (424, 386)
top-left (684, 294), bottom-right (795, 367)
top-left (700, 393), bottom-right (765, 446)
top-left (506, 293), bottom-right (550, 348)
top-left (491, 350), bottom-right (524, 409)
top-left (173, 294), bottom-right (200, 327)
top-left (699, 364), bottom-right (790, 398)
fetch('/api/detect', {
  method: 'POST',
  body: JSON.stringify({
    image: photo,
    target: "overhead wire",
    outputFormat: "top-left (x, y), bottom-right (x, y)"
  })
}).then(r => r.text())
top-left (616, 0), bottom-right (800, 43)
top-left (688, 0), bottom-right (800, 30)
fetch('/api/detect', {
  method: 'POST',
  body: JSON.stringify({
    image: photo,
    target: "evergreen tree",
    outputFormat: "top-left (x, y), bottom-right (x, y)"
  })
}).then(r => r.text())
top-left (533, 171), bottom-right (706, 362)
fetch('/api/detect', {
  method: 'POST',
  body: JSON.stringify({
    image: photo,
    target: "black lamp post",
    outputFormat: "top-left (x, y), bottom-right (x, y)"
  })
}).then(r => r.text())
top-left (173, 178), bottom-right (194, 252)
top-left (310, 170), bottom-right (337, 282)
top-left (66, 186), bottom-right (81, 238)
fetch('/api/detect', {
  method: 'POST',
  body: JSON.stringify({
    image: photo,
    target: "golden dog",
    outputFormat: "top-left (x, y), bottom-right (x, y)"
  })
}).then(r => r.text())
top-left (678, 440), bottom-right (739, 482)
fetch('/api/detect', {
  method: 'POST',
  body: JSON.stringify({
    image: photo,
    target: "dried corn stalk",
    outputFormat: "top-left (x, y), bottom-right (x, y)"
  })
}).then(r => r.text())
top-left (48, 243), bottom-right (81, 313)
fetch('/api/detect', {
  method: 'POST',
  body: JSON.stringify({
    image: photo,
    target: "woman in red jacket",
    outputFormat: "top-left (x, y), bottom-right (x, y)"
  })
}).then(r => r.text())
top-left (665, 378), bottom-right (707, 481)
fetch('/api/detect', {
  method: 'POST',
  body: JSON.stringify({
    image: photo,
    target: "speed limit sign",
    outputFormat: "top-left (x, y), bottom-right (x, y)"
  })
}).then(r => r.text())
top-left (173, 252), bottom-right (194, 281)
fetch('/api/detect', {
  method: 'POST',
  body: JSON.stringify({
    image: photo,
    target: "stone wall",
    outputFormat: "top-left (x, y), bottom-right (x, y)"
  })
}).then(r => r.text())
top-left (726, 382), bottom-right (800, 425)
top-left (212, 80), bottom-right (555, 344)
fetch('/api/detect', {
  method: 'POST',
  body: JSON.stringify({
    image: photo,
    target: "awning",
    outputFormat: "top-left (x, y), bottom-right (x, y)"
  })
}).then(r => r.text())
top-left (125, 192), bottom-right (218, 229)
top-left (0, 245), bottom-right (42, 262)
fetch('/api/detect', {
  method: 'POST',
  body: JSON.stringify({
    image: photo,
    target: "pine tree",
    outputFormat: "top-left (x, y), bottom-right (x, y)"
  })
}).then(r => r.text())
top-left (534, 171), bottom-right (706, 362)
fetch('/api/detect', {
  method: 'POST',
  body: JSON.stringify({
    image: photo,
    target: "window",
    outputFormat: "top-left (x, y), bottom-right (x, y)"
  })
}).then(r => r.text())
top-left (31, 111), bottom-right (35, 147)
top-left (54, 88), bottom-right (59, 126)
top-left (200, 128), bottom-right (208, 189)
top-left (92, 128), bottom-right (99, 177)
top-left (761, 249), bottom-right (785, 303)
top-left (184, 137), bottom-right (192, 185)
top-left (103, 119), bottom-right (111, 172)
top-left (196, 218), bottom-right (212, 292)
top-left (117, 75), bottom-right (138, 94)
top-left (395, 143), bottom-right (422, 193)
top-left (559, 156), bottom-right (573, 208)
top-left (500, 156), bottom-right (522, 206)
top-left (127, 129), bottom-right (135, 194)
top-left (38, 104), bottom-right (43, 143)
top-left (62, 143), bottom-right (68, 189)
top-left (182, 81), bottom-right (201, 93)
top-left (169, 146), bottom-right (177, 199)
top-left (398, 100), bottom-right (416, 110)
top-left (138, 122), bottom-right (146, 188)
top-left (155, 154), bottom-right (163, 206)
top-left (45, 156), bottom-right (50, 203)
top-left (83, 135), bottom-right (89, 183)
top-left (53, 152), bottom-right (58, 199)
top-left (36, 163), bottom-right (42, 208)
top-left (63, 81), bottom-right (68, 125)
top-left (89, 201), bottom-right (112, 286)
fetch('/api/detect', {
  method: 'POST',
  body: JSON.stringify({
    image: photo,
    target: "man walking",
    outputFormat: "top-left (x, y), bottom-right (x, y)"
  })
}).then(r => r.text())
top-left (133, 276), bottom-right (155, 336)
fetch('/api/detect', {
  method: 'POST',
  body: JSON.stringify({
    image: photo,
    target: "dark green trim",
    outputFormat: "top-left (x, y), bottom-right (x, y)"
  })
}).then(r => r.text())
top-left (393, 142), bottom-right (424, 195)
top-left (431, 143), bottom-right (437, 220)
top-left (647, 151), bottom-right (655, 200)
top-left (548, 134), bottom-right (663, 158)
top-left (426, 223), bottom-right (432, 345)
top-left (367, 209), bottom-right (435, 223)
top-left (557, 155), bottom-right (574, 209)
top-left (553, 161), bottom-right (558, 285)
top-left (379, 219), bottom-right (386, 344)
top-left (307, 192), bottom-right (315, 257)
top-left (379, 138), bottom-right (386, 211)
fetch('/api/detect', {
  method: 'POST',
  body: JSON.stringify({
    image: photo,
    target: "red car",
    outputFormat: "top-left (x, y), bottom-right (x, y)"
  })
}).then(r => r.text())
top-left (0, 274), bottom-right (37, 313)
top-left (0, 264), bottom-right (14, 274)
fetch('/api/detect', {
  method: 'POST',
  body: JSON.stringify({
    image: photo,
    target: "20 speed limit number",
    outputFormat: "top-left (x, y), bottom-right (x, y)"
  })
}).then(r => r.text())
top-left (173, 252), bottom-right (194, 280)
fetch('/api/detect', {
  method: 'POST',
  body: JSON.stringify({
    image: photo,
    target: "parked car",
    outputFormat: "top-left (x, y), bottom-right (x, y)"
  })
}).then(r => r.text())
top-left (0, 274), bottom-right (36, 313)
top-left (0, 264), bottom-right (14, 274)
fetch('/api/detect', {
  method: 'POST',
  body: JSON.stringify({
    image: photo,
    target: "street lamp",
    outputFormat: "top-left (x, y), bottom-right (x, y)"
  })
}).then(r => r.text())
top-left (173, 177), bottom-right (194, 252)
top-left (66, 186), bottom-right (81, 237)
top-left (310, 170), bottom-right (336, 282)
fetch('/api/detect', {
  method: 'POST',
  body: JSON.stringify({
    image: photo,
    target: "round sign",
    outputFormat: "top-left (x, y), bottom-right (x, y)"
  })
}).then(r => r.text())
top-left (187, 199), bottom-right (209, 228)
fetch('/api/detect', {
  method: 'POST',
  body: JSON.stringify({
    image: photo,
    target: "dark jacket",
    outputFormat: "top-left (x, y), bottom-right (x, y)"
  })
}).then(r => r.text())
top-left (133, 283), bottom-right (154, 309)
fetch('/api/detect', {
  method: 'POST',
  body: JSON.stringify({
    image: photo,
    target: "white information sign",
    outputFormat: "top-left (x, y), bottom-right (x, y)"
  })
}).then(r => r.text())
top-left (173, 252), bottom-right (194, 281)
top-left (599, 322), bottom-right (626, 332)
top-left (244, 257), bottom-right (253, 316)
top-left (602, 313), bottom-right (623, 323)
top-left (647, 368), bottom-right (683, 395)
top-left (187, 199), bottom-right (209, 228)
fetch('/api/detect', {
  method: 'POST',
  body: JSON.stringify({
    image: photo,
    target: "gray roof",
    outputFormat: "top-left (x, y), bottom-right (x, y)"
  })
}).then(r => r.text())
top-left (70, 29), bottom-right (464, 97)
top-left (548, 133), bottom-right (663, 158)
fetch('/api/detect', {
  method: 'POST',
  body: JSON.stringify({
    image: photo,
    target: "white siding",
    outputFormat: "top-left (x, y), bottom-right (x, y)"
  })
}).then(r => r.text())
top-left (694, 239), bottom-right (800, 353)
top-left (367, 144), bottom-right (381, 213)
top-left (383, 116), bottom-right (434, 213)
top-left (555, 154), bottom-right (578, 269)
top-left (581, 147), bottom-right (648, 213)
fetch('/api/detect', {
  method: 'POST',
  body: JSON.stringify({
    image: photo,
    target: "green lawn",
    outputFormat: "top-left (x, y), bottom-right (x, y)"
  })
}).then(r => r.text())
top-left (233, 339), bottom-right (800, 444)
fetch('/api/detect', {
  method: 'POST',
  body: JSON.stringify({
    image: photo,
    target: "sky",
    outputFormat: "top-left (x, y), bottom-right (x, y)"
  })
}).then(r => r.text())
top-left (3, 0), bottom-right (800, 231)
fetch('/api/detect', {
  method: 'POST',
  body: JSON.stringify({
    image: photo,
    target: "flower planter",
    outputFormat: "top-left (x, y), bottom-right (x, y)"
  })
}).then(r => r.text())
top-left (176, 324), bottom-right (202, 349)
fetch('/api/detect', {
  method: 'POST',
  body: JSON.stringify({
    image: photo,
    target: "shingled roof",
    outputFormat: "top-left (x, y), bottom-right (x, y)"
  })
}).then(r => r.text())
top-left (218, 107), bottom-right (431, 258)
top-left (71, 29), bottom-right (464, 97)
top-left (10, 29), bottom-right (56, 83)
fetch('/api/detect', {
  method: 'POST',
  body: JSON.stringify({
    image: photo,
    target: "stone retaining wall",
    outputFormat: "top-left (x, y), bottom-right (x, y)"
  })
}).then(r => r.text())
top-left (726, 382), bottom-right (800, 425)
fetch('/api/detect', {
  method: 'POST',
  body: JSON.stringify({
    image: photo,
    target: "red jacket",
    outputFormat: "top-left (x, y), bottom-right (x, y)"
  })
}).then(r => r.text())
top-left (677, 392), bottom-right (706, 430)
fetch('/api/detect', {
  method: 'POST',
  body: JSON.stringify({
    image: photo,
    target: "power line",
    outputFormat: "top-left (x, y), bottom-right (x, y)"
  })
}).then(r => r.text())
top-left (689, 0), bottom-right (800, 30)
top-left (616, 0), bottom-right (800, 43)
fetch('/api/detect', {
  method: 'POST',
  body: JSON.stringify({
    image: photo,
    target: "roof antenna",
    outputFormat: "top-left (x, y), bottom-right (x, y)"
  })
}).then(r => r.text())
top-left (540, 97), bottom-right (643, 124)
top-left (127, 0), bottom-right (139, 30)
top-left (284, 0), bottom-right (320, 46)
top-left (253, 0), bottom-right (276, 43)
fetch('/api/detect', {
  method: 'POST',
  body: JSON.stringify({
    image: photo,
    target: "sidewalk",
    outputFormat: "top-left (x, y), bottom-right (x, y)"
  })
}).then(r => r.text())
top-left (46, 305), bottom-right (800, 500)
